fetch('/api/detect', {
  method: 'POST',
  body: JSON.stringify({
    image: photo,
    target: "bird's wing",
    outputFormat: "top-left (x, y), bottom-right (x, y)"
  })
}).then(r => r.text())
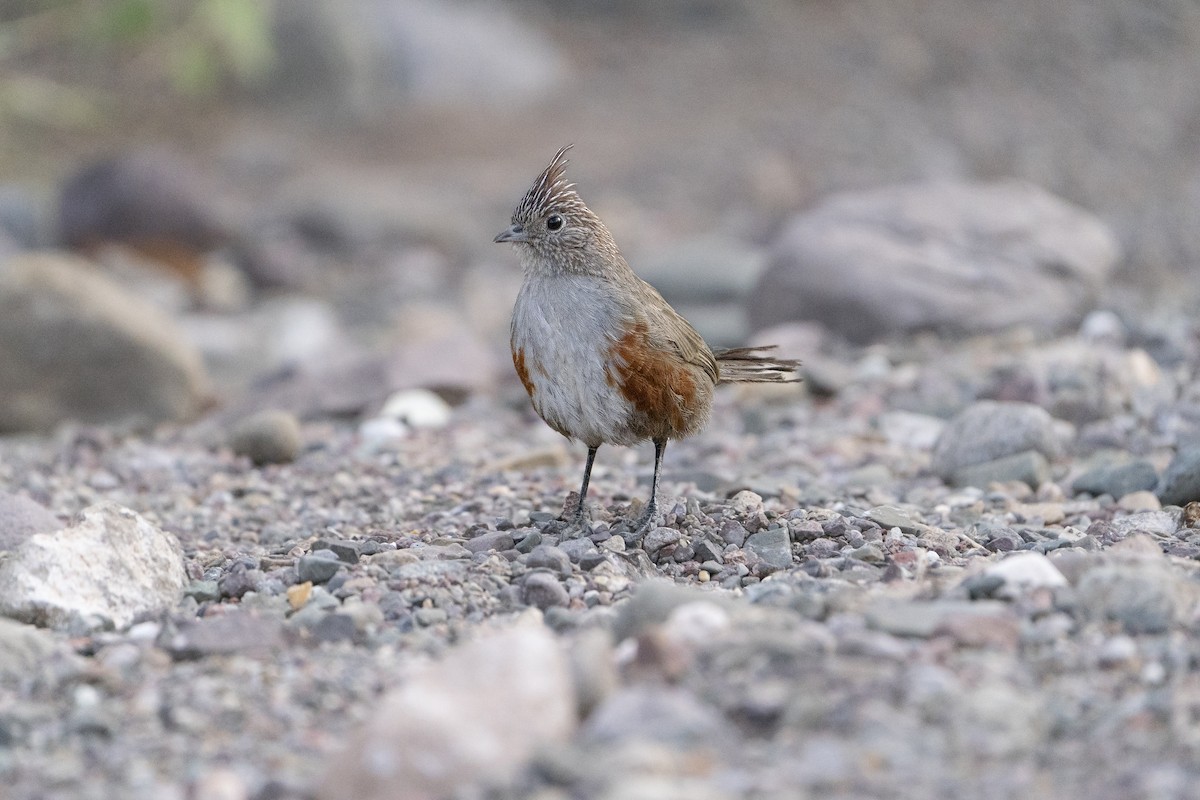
top-left (629, 277), bottom-right (719, 384)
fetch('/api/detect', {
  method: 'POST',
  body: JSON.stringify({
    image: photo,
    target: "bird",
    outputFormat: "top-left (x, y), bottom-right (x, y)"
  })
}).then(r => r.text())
top-left (494, 145), bottom-right (800, 531)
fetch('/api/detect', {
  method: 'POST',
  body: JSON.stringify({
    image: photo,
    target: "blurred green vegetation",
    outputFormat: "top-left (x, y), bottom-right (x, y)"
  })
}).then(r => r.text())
top-left (0, 0), bottom-right (275, 130)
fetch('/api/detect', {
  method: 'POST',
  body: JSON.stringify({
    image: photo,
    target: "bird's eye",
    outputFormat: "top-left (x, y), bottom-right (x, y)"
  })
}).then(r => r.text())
top-left (546, 214), bottom-right (564, 231)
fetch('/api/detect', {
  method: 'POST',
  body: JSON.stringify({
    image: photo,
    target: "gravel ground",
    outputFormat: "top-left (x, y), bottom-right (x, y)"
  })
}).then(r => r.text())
top-left (3, 314), bottom-right (1200, 800)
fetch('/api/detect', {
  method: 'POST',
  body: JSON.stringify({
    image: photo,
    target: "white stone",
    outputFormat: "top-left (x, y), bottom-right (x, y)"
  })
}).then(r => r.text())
top-left (379, 388), bottom-right (452, 429)
top-left (0, 502), bottom-right (186, 631)
top-left (984, 551), bottom-right (1068, 599)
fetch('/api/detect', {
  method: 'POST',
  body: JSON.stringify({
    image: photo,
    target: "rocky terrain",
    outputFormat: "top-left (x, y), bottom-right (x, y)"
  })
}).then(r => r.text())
top-left (2, 2), bottom-right (1200, 799)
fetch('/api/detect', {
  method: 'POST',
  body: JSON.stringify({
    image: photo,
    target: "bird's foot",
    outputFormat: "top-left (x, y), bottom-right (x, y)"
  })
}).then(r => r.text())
top-left (561, 493), bottom-right (591, 539)
top-left (632, 499), bottom-right (659, 534)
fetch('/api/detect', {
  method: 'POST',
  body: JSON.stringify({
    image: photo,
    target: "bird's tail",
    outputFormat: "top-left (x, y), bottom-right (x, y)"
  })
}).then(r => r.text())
top-left (714, 346), bottom-right (801, 384)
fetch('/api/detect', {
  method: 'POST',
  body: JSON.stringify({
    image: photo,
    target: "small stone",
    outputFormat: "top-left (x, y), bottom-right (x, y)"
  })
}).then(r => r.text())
top-left (514, 531), bottom-right (542, 553)
top-left (228, 409), bottom-right (303, 465)
top-left (582, 684), bottom-right (725, 747)
top-left (1097, 635), bottom-right (1139, 668)
top-left (316, 625), bottom-right (574, 800)
top-left (932, 401), bottom-right (1060, 482)
top-left (193, 767), bottom-right (248, 800)
top-left (982, 551), bottom-right (1068, 599)
top-left (1108, 510), bottom-right (1179, 538)
top-left (643, 527), bottom-right (681, 556)
top-left (1118, 491), bottom-right (1162, 513)
top-left (377, 388), bottom-right (452, 429)
top-left (0, 617), bottom-right (81, 684)
top-left (555, 538), bottom-right (596, 565)
top-left (579, 551), bottom-right (607, 571)
top-left (183, 580), bottom-right (221, 603)
top-left (464, 530), bottom-right (515, 554)
top-left (1076, 563), bottom-right (1180, 634)
top-left (0, 491), bottom-right (60, 551)
top-left (865, 505), bottom-right (923, 535)
top-left (719, 519), bottom-right (748, 547)
top-left (310, 613), bottom-right (358, 644)
top-left (950, 450), bottom-right (1051, 489)
top-left (219, 566), bottom-right (263, 599)
top-left (311, 538), bottom-right (362, 563)
top-left (287, 581), bottom-right (313, 610)
top-left (745, 528), bottom-right (792, 571)
top-left (693, 538), bottom-right (724, 564)
top-left (164, 611), bottom-right (284, 659)
top-left (1073, 460), bottom-right (1159, 498)
top-left (1158, 448), bottom-right (1200, 507)
top-left (599, 536), bottom-right (625, 553)
top-left (612, 580), bottom-right (713, 642)
top-left (297, 552), bottom-right (342, 585)
top-left (527, 544), bottom-right (574, 575)
top-left (806, 537), bottom-right (840, 558)
top-left (849, 542), bottom-right (886, 563)
top-left (522, 571), bottom-right (569, 609)
top-left (414, 607), bottom-right (448, 626)
top-left (729, 490), bottom-right (764, 516)
top-left (866, 599), bottom-right (1013, 638)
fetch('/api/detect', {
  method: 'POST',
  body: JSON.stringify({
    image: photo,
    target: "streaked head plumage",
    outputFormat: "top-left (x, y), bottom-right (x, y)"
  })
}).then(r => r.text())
top-left (494, 146), bottom-right (622, 275)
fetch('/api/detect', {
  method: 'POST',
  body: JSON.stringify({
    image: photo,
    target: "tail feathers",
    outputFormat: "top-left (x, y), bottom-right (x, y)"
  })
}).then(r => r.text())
top-left (714, 345), bottom-right (801, 385)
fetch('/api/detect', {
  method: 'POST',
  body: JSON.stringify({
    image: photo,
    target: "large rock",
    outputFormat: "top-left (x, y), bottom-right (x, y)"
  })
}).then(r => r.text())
top-left (931, 401), bottom-right (1062, 485)
top-left (318, 622), bottom-right (575, 799)
top-left (270, 0), bottom-right (568, 114)
top-left (0, 502), bottom-right (187, 631)
top-left (58, 149), bottom-right (227, 280)
top-left (0, 252), bottom-right (210, 432)
top-left (750, 181), bottom-right (1120, 342)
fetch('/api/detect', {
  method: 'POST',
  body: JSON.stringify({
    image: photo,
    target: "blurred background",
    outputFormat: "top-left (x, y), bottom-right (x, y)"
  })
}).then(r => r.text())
top-left (0, 0), bottom-right (1197, 434)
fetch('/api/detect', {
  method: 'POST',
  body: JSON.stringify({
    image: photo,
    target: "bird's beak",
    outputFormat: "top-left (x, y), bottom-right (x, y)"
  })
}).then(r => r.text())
top-left (493, 224), bottom-right (528, 244)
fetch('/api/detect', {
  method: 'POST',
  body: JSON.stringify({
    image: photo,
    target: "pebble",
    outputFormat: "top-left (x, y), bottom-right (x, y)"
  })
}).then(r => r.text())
top-left (377, 388), bottom-right (452, 429)
top-left (865, 505), bottom-right (923, 535)
top-left (184, 580), bottom-right (221, 603)
top-left (866, 599), bottom-right (1012, 638)
top-left (1117, 491), bottom-right (1162, 512)
top-left (931, 401), bottom-right (1061, 481)
top-left (1072, 459), bottom-right (1159, 498)
top-left (1076, 563), bottom-right (1180, 634)
top-left (982, 551), bottom-right (1068, 599)
top-left (317, 625), bottom-right (574, 800)
top-left (0, 490), bottom-right (61, 551)
top-left (950, 450), bottom-right (1051, 489)
top-left (643, 527), bottom-right (681, 556)
top-left (719, 519), bottom-right (749, 547)
top-left (528, 544), bottom-right (575, 575)
top-left (728, 490), bottom-right (764, 516)
top-left (464, 530), bottom-right (515, 554)
top-left (745, 528), bottom-right (792, 571)
top-left (164, 611), bottom-right (284, 659)
top-left (297, 552), bottom-right (342, 584)
top-left (849, 542), bottom-right (886, 563)
top-left (228, 409), bottom-right (303, 465)
top-left (1157, 447), bottom-right (1200, 507)
top-left (521, 571), bottom-right (570, 610)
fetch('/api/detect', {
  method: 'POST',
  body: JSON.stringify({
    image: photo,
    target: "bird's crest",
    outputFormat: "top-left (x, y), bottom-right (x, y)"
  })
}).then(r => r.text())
top-left (513, 145), bottom-right (586, 222)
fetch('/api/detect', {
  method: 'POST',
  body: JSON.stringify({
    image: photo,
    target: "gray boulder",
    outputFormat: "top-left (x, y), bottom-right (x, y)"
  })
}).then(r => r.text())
top-left (0, 501), bottom-right (187, 631)
top-left (0, 252), bottom-right (210, 432)
top-left (932, 401), bottom-right (1062, 485)
top-left (751, 181), bottom-right (1120, 342)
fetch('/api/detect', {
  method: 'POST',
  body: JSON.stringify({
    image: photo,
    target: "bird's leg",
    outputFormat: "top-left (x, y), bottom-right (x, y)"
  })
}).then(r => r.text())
top-left (571, 445), bottom-right (599, 524)
top-left (634, 438), bottom-right (666, 531)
